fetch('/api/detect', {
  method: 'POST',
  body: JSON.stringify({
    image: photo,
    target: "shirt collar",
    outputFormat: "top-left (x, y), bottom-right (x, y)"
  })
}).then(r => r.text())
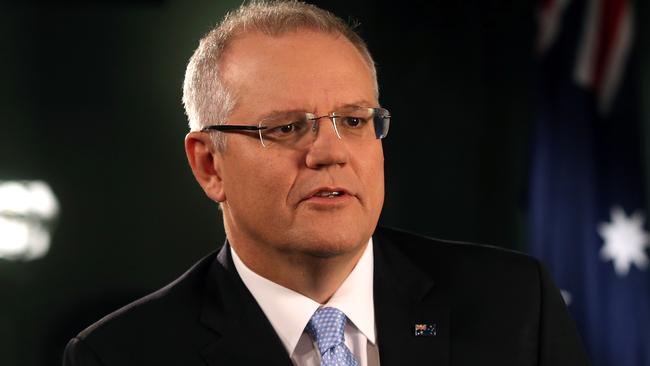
top-left (324, 240), bottom-right (376, 344)
top-left (230, 239), bottom-right (376, 356)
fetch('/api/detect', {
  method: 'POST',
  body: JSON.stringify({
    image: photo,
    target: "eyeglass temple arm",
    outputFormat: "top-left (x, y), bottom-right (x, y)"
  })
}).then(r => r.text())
top-left (200, 125), bottom-right (268, 132)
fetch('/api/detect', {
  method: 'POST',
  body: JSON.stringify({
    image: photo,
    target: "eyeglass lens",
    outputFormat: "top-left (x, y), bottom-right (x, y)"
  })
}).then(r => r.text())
top-left (258, 108), bottom-right (389, 148)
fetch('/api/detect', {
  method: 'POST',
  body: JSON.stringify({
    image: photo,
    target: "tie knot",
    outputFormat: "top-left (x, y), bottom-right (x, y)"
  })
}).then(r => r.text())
top-left (306, 307), bottom-right (347, 354)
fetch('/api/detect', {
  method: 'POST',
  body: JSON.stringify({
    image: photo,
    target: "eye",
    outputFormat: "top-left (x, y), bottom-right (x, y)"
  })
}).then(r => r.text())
top-left (272, 121), bottom-right (306, 135)
top-left (341, 116), bottom-right (367, 128)
top-left (266, 119), bottom-right (307, 138)
top-left (278, 123), bottom-right (296, 134)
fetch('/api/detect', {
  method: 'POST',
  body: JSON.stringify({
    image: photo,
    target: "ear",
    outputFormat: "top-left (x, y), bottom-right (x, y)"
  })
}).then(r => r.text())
top-left (184, 132), bottom-right (226, 203)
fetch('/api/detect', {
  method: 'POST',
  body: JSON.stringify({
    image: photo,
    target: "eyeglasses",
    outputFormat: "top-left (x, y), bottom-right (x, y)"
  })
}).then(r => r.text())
top-left (201, 107), bottom-right (390, 149)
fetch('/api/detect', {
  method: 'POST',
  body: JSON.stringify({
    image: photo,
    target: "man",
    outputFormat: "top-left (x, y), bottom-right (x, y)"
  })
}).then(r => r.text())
top-left (63, 1), bottom-right (589, 365)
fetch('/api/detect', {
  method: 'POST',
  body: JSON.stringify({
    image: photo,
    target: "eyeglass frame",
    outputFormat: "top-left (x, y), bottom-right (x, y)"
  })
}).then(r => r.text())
top-left (200, 107), bottom-right (390, 148)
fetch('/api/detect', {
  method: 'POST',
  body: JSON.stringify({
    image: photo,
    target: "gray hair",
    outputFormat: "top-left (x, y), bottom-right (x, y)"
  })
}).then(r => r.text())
top-left (182, 0), bottom-right (378, 149)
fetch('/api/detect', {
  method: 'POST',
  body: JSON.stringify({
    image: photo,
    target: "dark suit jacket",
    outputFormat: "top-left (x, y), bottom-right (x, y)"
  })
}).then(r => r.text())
top-left (63, 226), bottom-right (589, 365)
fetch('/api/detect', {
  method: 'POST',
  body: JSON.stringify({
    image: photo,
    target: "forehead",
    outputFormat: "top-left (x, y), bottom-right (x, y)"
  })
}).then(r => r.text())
top-left (220, 30), bottom-right (377, 113)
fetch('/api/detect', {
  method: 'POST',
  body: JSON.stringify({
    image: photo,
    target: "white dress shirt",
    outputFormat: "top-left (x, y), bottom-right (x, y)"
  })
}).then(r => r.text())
top-left (230, 239), bottom-right (380, 366)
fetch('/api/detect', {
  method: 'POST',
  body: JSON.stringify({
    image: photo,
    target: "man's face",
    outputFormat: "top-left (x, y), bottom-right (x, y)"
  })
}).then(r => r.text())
top-left (216, 30), bottom-right (384, 258)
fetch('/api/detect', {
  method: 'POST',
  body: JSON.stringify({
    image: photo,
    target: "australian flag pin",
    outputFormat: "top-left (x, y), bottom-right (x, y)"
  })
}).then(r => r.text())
top-left (414, 323), bottom-right (437, 337)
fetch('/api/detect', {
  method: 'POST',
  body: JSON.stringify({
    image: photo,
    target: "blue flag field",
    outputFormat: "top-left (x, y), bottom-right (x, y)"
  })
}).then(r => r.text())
top-left (530, 0), bottom-right (650, 365)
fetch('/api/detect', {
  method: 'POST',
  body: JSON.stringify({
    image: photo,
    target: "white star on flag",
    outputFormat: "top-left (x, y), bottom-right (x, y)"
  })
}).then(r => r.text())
top-left (560, 289), bottom-right (572, 306)
top-left (598, 206), bottom-right (650, 277)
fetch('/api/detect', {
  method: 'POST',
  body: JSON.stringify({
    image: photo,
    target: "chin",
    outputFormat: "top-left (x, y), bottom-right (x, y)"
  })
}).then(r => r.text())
top-left (289, 227), bottom-right (371, 259)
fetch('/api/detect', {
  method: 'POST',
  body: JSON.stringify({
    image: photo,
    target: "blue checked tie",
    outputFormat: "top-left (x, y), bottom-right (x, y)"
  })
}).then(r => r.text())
top-left (306, 307), bottom-right (360, 366)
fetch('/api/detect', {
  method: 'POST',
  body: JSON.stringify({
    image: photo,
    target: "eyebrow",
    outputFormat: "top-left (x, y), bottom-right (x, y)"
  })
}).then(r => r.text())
top-left (336, 100), bottom-right (377, 110)
top-left (257, 101), bottom-right (378, 121)
top-left (257, 109), bottom-right (308, 122)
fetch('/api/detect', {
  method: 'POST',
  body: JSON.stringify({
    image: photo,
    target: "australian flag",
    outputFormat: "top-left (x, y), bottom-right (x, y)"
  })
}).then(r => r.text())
top-left (529, 0), bottom-right (650, 365)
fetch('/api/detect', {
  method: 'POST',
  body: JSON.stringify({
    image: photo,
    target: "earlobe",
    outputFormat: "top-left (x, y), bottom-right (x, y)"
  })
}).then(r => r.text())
top-left (184, 132), bottom-right (226, 202)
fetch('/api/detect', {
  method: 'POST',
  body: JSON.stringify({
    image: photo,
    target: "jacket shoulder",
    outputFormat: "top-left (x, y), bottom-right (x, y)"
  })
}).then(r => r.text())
top-left (68, 251), bottom-right (219, 365)
top-left (374, 226), bottom-right (544, 291)
top-left (376, 226), bottom-right (539, 268)
top-left (373, 228), bottom-right (587, 364)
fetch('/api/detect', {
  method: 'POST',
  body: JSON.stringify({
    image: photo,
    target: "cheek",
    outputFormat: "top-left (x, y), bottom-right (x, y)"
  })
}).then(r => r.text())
top-left (223, 149), bottom-right (297, 209)
top-left (356, 145), bottom-right (385, 207)
top-left (371, 160), bottom-right (385, 207)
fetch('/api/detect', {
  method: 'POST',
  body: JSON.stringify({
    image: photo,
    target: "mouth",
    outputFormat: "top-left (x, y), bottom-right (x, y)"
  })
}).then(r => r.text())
top-left (304, 187), bottom-right (353, 201)
top-left (312, 190), bottom-right (344, 198)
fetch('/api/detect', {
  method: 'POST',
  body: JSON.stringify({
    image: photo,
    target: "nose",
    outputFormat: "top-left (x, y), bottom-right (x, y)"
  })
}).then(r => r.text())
top-left (305, 117), bottom-right (349, 169)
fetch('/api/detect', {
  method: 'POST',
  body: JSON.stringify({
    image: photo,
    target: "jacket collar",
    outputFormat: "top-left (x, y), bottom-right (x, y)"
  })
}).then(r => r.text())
top-left (197, 231), bottom-right (450, 366)
top-left (199, 242), bottom-right (293, 366)
top-left (373, 229), bottom-right (450, 365)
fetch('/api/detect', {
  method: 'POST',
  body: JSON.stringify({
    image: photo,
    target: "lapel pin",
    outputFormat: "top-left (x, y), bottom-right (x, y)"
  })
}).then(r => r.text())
top-left (414, 323), bottom-right (437, 337)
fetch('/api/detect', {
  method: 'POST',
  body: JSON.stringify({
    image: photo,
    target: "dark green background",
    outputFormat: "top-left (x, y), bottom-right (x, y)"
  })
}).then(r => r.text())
top-left (1, 1), bottom-right (648, 365)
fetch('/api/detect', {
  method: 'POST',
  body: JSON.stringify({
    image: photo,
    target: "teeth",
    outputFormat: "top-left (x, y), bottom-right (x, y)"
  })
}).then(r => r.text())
top-left (315, 191), bottom-right (342, 198)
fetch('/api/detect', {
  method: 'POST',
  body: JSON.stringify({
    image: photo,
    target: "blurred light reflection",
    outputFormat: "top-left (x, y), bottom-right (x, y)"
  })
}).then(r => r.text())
top-left (0, 181), bottom-right (59, 260)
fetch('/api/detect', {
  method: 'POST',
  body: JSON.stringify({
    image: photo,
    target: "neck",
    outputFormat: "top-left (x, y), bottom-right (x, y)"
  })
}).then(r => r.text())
top-left (227, 231), bottom-right (368, 304)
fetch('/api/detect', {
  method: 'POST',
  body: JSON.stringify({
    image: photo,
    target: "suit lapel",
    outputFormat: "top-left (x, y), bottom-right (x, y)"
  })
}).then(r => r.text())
top-left (199, 243), bottom-right (293, 366)
top-left (373, 232), bottom-right (450, 366)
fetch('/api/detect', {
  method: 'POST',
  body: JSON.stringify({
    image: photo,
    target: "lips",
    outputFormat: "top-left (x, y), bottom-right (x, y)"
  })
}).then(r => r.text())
top-left (304, 187), bottom-right (352, 200)
top-left (313, 191), bottom-right (343, 198)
